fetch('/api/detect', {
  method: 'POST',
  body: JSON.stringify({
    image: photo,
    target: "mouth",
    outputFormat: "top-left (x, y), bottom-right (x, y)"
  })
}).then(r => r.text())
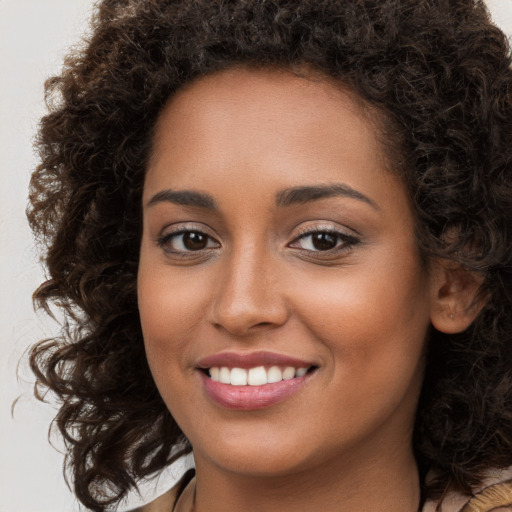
top-left (203, 365), bottom-right (315, 386)
top-left (196, 352), bottom-right (318, 410)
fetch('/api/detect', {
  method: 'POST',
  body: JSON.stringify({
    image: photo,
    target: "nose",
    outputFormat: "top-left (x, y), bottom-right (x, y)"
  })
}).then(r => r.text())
top-left (209, 246), bottom-right (289, 337)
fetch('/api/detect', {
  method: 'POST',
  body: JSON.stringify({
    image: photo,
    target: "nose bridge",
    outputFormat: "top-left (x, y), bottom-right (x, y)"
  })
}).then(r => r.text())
top-left (210, 238), bottom-right (287, 335)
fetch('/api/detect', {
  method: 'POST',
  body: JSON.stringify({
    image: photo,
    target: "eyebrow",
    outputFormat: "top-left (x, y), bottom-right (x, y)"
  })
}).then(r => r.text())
top-left (275, 184), bottom-right (379, 210)
top-left (147, 189), bottom-right (217, 209)
top-left (146, 183), bottom-right (378, 211)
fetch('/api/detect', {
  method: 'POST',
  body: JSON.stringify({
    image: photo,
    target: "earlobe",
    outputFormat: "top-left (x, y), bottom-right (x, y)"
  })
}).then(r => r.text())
top-left (429, 262), bottom-right (486, 334)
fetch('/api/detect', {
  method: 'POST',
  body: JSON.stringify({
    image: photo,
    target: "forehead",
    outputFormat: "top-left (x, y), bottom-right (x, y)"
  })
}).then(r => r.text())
top-left (151, 67), bottom-right (383, 153)
top-left (144, 67), bottom-right (397, 206)
top-left (158, 66), bottom-right (368, 121)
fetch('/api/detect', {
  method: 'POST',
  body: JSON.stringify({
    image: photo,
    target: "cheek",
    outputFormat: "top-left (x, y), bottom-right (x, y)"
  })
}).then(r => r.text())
top-left (137, 273), bottom-right (208, 431)
top-left (290, 253), bottom-right (430, 386)
top-left (137, 260), bottom-right (212, 384)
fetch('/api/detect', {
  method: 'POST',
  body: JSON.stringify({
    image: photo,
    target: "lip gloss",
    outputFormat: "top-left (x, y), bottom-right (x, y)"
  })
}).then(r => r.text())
top-left (200, 371), bottom-right (310, 410)
top-left (197, 351), bottom-right (314, 370)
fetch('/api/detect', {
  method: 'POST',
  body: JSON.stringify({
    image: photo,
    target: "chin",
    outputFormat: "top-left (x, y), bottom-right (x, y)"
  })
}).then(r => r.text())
top-left (186, 418), bottom-right (317, 476)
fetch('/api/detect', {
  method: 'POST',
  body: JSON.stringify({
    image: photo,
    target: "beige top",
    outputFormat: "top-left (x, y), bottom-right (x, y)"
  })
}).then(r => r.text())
top-left (134, 468), bottom-right (512, 512)
top-left (422, 467), bottom-right (512, 512)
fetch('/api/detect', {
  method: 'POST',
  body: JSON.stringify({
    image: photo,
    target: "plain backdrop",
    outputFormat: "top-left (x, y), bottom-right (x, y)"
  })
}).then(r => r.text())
top-left (1, 1), bottom-right (511, 511)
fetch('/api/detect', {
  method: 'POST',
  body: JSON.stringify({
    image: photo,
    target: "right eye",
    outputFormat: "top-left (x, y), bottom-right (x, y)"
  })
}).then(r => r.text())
top-left (157, 229), bottom-right (220, 253)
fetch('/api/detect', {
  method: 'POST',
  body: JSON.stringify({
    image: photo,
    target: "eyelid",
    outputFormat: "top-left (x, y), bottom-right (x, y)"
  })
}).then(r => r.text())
top-left (155, 222), bottom-right (221, 251)
top-left (288, 223), bottom-right (360, 254)
top-left (291, 222), bottom-right (359, 240)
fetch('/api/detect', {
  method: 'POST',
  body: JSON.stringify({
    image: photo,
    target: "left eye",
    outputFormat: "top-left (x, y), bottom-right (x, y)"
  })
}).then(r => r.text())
top-left (291, 231), bottom-right (357, 252)
top-left (158, 230), bottom-right (219, 252)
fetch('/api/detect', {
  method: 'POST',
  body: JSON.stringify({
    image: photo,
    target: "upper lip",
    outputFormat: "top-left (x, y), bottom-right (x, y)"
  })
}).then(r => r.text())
top-left (196, 351), bottom-right (315, 369)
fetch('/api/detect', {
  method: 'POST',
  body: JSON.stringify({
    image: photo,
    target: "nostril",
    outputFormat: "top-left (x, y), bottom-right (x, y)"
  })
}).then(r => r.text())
top-left (254, 322), bottom-right (274, 328)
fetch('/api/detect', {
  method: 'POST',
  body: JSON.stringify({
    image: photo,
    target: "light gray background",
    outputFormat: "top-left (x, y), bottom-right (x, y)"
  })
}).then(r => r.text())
top-left (1, 1), bottom-right (511, 510)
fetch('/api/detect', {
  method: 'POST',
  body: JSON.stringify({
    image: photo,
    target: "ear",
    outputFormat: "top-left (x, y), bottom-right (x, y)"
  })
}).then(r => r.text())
top-left (429, 261), bottom-right (486, 334)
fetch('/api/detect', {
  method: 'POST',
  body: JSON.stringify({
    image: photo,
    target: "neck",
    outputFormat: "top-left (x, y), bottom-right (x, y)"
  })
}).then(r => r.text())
top-left (183, 446), bottom-right (420, 512)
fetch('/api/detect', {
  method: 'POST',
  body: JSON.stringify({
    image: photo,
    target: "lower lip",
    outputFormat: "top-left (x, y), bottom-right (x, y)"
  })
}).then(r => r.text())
top-left (200, 372), bottom-right (310, 410)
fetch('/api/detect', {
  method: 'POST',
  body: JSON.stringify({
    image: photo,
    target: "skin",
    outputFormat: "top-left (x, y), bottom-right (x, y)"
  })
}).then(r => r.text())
top-left (137, 67), bottom-right (475, 511)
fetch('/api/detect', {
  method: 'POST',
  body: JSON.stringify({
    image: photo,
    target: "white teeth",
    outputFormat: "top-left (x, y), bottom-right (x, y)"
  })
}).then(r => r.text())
top-left (230, 367), bottom-right (247, 386)
top-left (282, 367), bottom-right (296, 380)
top-left (267, 366), bottom-right (282, 383)
top-left (208, 365), bottom-right (311, 385)
top-left (210, 367), bottom-right (220, 381)
top-left (219, 367), bottom-right (231, 384)
top-left (248, 366), bottom-right (267, 386)
top-left (296, 367), bottom-right (308, 377)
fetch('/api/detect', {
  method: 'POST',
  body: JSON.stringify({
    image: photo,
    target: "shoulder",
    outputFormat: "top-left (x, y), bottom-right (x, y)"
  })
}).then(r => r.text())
top-left (129, 485), bottom-right (180, 512)
top-left (129, 467), bottom-right (512, 512)
top-left (129, 469), bottom-right (195, 512)
top-left (423, 468), bottom-right (512, 512)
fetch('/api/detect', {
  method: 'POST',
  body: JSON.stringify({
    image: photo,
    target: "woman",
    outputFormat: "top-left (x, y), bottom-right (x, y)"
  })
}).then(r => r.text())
top-left (28, 0), bottom-right (512, 511)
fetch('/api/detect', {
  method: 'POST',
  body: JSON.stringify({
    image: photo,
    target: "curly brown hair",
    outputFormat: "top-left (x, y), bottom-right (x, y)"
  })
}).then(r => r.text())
top-left (27, 0), bottom-right (512, 510)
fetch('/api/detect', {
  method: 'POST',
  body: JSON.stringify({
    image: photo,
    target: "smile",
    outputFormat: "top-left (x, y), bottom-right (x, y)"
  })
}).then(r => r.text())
top-left (208, 365), bottom-right (309, 386)
top-left (197, 352), bottom-right (317, 410)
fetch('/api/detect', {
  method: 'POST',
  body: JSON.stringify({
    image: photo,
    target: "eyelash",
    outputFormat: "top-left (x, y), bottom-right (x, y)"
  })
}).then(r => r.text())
top-left (155, 226), bottom-right (359, 257)
top-left (288, 227), bottom-right (359, 255)
top-left (156, 227), bottom-right (220, 255)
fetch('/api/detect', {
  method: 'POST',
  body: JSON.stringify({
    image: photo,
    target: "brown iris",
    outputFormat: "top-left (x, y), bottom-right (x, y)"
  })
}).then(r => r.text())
top-left (183, 232), bottom-right (208, 250)
top-left (311, 232), bottom-right (338, 251)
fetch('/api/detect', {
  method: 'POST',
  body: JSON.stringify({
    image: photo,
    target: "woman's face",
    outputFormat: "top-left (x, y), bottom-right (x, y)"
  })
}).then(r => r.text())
top-left (138, 68), bottom-right (435, 478)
